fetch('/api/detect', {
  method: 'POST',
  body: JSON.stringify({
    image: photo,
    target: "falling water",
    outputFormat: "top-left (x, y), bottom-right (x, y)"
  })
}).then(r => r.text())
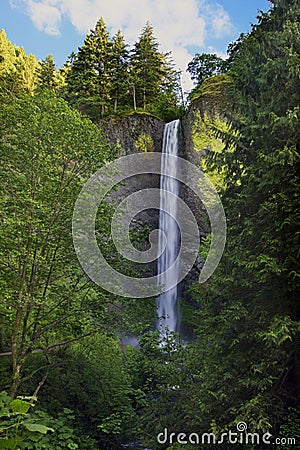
top-left (157, 119), bottom-right (180, 337)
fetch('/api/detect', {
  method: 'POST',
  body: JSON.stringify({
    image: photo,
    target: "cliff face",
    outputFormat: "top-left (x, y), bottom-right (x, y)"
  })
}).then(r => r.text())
top-left (181, 109), bottom-right (210, 245)
top-left (98, 112), bottom-right (212, 291)
top-left (99, 114), bottom-right (165, 277)
top-left (179, 80), bottom-right (229, 307)
top-left (181, 108), bottom-right (201, 166)
top-left (99, 113), bottom-right (165, 155)
top-left (179, 111), bottom-right (209, 303)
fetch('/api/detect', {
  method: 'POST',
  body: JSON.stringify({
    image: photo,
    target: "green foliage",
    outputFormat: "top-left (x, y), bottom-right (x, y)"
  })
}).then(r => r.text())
top-left (17, 333), bottom-right (144, 447)
top-left (125, 332), bottom-right (188, 449)
top-left (280, 408), bottom-right (300, 449)
top-left (65, 17), bottom-right (113, 119)
top-left (0, 91), bottom-right (117, 398)
top-left (187, 52), bottom-right (228, 88)
top-left (0, 85), bottom-right (158, 449)
top-left (64, 18), bottom-right (182, 121)
top-left (147, 86), bottom-right (185, 122)
top-left (134, 133), bottom-right (154, 152)
top-left (191, 110), bottom-right (231, 190)
top-left (186, 0), bottom-right (300, 445)
top-left (35, 54), bottom-right (64, 92)
top-left (0, 391), bottom-right (55, 449)
top-left (0, 29), bottom-right (37, 102)
top-left (1, 2), bottom-right (300, 449)
top-left (130, 22), bottom-right (179, 115)
top-left (110, 30), bottom-right (130, 113)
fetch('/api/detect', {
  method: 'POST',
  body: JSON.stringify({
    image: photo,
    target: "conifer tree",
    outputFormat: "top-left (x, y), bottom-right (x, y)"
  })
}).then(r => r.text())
top-left (0, 29), bottom-right (16, 73)
top-left (65, 17), bottom-right (112, 119)
top-left (110, 30), bottom-right (129, 112)
top-left (63, 20), bottom-right (182, 120)
top-left (130, 23), bottom-right (169, 110)
top-left (0, 29), bottom-right (37, 100)
top-left (186, 0), bottom-right (300, 436)
top-left (36, 54), bottom-right (58, 91)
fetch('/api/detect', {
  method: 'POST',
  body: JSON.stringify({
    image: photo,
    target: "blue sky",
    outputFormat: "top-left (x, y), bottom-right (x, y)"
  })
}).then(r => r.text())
top-left (1, 0), bottom-right (271, 90)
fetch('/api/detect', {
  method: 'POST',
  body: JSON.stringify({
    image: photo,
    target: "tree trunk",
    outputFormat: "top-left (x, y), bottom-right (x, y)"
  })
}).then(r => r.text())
top-left (133, 84), bottom-right (136, 110)
top-left (10, 307), bottom-right (24, 399)
top-left (10, 362), bottom-right (22, 399)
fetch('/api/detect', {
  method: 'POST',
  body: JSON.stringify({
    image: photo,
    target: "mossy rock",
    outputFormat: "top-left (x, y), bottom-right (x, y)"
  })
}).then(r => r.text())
top-left (189, 73), bottom-right (232, 115)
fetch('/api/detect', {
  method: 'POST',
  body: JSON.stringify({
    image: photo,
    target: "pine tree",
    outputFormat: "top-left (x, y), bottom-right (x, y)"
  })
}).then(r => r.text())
top-left (20, 51), bottom-right (37, 92)
top-left (110, 30), bottom-right (129, 112)
top-left (0, 29), bottom-right (37, 100)
top-left (130, 23), bottom-right (169, 110)
top-left (65, 17), bottom-right (112, 119)
top-left (36, 54), bottom-right (58, 91)
top-left (63, 21), bottom-right (182, 120)
top-left (89, 17), bottom-right (112, 118)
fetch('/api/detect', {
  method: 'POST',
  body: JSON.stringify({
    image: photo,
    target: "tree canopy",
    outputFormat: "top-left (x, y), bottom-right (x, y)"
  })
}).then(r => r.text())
top-left (187, 52), bottom-right (228, 87)
top-left (64, 19), bottom-right (183, 120)
top-left (183, 0), bottom-right (300, 445)
top-left (0, 29), bottom-right (37, 100)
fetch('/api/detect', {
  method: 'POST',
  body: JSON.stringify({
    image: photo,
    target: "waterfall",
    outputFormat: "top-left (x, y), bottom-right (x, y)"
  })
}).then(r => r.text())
top-left (157, 119), bottom-right (180, 338)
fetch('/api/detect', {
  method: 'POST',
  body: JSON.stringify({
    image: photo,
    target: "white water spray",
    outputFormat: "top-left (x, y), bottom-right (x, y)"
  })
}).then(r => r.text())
top-left (157, 120), bottom-right (180, 337)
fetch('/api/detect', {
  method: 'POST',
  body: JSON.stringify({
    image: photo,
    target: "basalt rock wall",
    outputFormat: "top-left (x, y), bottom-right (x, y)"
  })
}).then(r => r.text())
top-left (99, 114), bottom-right (165, 155)
top-left (99, 114), bottom-right (165, 277)
top-left (99, 112), bottom-right (210, 291)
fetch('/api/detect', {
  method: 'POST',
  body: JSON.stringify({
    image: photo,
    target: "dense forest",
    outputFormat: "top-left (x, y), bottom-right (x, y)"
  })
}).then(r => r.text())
top-left (0, 0), bottom-right (300, 449)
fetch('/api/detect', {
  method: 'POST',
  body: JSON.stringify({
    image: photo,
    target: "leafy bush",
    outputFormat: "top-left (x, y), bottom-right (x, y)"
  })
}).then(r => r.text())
top-left (0, 391), bottom-right (98, 449)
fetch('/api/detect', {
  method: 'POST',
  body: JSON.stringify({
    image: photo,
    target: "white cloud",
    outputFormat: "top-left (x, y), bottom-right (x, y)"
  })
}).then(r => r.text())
top-left (210, 5), bottom-right (233, 38)
top-left (207, 46), bottom-right (228, 60)
top-left (20, 0), bottom-right (62, 35)
top-left (10, 0), bottom-right (234, 90)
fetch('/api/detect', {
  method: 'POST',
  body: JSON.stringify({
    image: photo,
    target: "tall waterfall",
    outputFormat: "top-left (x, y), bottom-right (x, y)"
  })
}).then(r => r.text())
top-left (157, 119), bottom-right (180, 337)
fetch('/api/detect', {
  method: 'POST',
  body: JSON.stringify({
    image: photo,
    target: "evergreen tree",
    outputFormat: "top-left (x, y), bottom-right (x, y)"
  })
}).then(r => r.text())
top-left (154, 65), bottom-right (184, 120)
top-left (19, 51), bottom-right (37, 93)
top-left (185, 0), bottom-right (300, 441)
top-left (110, 30), bottom-right (130, 112)
top-left (0, 29), bottom-right (16, 73)
top-left (65, 17), bottom-right (112, 119)
top-left (35, 54), bottom-right (62, 91)
top-left (130, 22), bottom-right (169, 110)
top-left (0, 29), bottom-right (37, 101)
top-left (63, 21), bottom-right (182, 120)
top-left (37, 54), bottom-right (55, 88)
